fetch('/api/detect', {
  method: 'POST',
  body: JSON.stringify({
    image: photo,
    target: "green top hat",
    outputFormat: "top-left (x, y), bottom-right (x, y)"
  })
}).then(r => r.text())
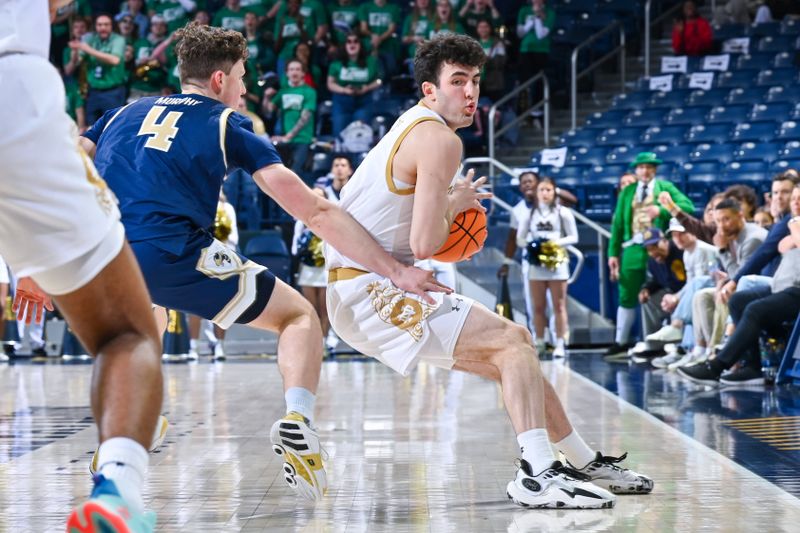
top-left (629, 152), bottom-right (663, 168)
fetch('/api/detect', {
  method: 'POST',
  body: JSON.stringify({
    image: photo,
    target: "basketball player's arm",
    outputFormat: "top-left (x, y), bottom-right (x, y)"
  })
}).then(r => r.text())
top-left (253, 164), bottom-right (452, 303)
top-left (409, 125), bottom-right (490, 259)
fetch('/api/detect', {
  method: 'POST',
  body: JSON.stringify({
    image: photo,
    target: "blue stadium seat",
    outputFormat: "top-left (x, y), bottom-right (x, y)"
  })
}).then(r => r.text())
top-left (781, 19), bottom-right (800, 35)
top-left (758, 35), bottom-right (794, 52)
top-left (648, 89), bottom-right (691, 108)
top-left (492, 184), bottom-right (521, 206)
top-left (750, 102), bottom-right (793, 122)
top-left (558, 129), bottom-right (599, 147)
top-left (550, 164), bottom-right (590, 179)
top-left (664, 106), bottom-right (710, 126)
top-left (584, 109), bottom-right (628, 129)
top-left (589, 163), bottom-right (628, 180)
top-left (568, 146), bottom-right (609, 166)
top-left (772, 159), bottom-right (800, 173)
top-left (773, 52), bottom-right (795, 69)
top-left (792, 104), bottom-right (800, 120)
top-left (559, 0), bottom-right (597, 13)
top-left (735, 53), bottom-right (774, 70)
top-left (776, 121), bottom-right (800, 142)
top-left (611, 91), bottom-right (651, 111)
top-left (750, 21), bottom-right (781, 38)
top-left (657, 162), bottom-right (679, 179)
top-left (757, 68), bottom-right (797, 87)
top-left (780, 140), bottom-right (800, 159)
top-left (712, 23), bottom-right (748, 42)
top-left (653, 144), bottom-right (692, 165)
top-left (582, 180), bottom-right (617, 222)
top-left (684, 174), bottom-right (717, 207)
top-left (623, 108), bottom-right (668, 126)
top-left (686, 124), bottom-right (733, 144)
top-left (595, 127), bottom-right (645, 147)
top-left (730, 121), bottom-right (778, 143)
top-left (725, 160), bottom-right (768, 174)
top-left (735, 141), bottom-right (780, 162)
top-left (687, 88), bottom-right (730, 106)
top-left (244, 230), bottom-right (291, 283)
top-left (690, 142), bottom-right (736, 163)
top-left (717, 70), bottom-right (760, 88)
top-left (766, 85), bottom-right (800, 104)
top-left (683, 161), bottom-right (721, 175)
top-left (707, 104), bottom-right (751, 124)
top-left (726, 87), bottom-right (768, 105)
top-left (605, 145), bottom-right (642, 164)
top-left (640, 125), bottom-right (688, 145)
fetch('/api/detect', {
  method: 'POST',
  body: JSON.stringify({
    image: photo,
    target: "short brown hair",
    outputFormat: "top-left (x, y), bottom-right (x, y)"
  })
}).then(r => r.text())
top-left (414, 33), bottom-right (486, 92)
top-left (174, 22), bottom-right (248, 84)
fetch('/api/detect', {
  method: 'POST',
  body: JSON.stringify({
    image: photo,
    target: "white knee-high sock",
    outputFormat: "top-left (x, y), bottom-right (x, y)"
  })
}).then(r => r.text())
top-left (96, 437), bottom-right (149, 513)
top-left (518, 428), bottom-right (556, 474)
top-left (615, 306), bottom-right (637, 344)
top-left (555, 429), bottom-right (597, 469)
top-left (285, 387), bottom-right (316, 423)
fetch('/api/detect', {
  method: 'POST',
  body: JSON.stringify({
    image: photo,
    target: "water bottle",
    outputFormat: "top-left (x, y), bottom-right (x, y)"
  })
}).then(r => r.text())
top-left (760, 337), bottom-right (779, 386)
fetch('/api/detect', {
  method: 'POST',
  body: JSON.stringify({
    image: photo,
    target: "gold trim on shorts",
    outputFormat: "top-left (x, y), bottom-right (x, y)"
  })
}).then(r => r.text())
top-left (328, 267), bottom-right (369, 283)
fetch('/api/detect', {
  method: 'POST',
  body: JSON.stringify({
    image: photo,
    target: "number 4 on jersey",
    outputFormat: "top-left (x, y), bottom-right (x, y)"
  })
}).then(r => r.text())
top-left (137, 105), bottom-right (183, 152)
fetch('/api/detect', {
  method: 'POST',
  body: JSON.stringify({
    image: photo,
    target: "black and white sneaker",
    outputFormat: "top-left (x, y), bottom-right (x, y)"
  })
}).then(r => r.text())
top-left (719, 366), bottom-right (764, 387)
top-left (568, 452), bottom-right (654, 494)
top-left (677, 361), bottom-right (721, 386)
top-left (506, 459), bottom-right (615, 509)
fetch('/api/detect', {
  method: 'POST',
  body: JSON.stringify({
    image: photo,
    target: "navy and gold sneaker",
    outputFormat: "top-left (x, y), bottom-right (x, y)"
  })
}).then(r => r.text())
top-left (569, 452), bottom-right (654, 494)
top-left (506, 459), bottom-right (615, 509)
top-left (270, 412), bottom-right (328, 501)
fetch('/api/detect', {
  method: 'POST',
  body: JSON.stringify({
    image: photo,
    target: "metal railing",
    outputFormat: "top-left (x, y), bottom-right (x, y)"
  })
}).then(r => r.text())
top-left (644, 0), bottom-right (685, 79)
top-left (571, 21), bottom-right (626, 130)
top-left (488, 73), bottom-right (549, 177)
top-left (464, 157), bottom-right (610, 303)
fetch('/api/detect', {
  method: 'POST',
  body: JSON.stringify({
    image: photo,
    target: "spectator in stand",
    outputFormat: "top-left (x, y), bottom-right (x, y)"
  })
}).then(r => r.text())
top-left (430, 0), bottom-right (466, 38)
top-left (289, 41), bottom-right (323, 89)
top-left (327, 33), bottom-right (382, 137)
top-left (63, 17), bottom-right (90, 79)
top-left (329, 0), bottom-right (361, 48)
top-left (148, 0), bottom-right (195, 33)
top-left (672, 1), bottom-right (713, 56)
top-left (679, 184), bottom-right (800, 386)
top-left (263, 58), bottom-right (317, 179)
top-left (50, 0), bottom-right (92, 66)
top-left (65, 72), bottom-right (88, 133)
top-left (459, 0), bottom-right (503, 37)
top-left (244, 11), bottom-right (276, 80)
top-left (213, 0), bottom-right (249, 32)
top-left (607, 152), bottom-right (694, 356)
top-left (72, 14), bottom-right (128, 125)
top-left (755, 0), bottom-right (800, 23)
top-left (713, 0), bottom-right (754, 25)
top-left (117, 0), bottom-right (150, 39)
top-left (277, 0), bottom-right (329, 50)
top-left (274, 0), bottom-right (309, 74)
top-left (193, 9), bottom-right (211, 26)
top-left (403, 0), bottom-right (435, 62)
top-left (754, 207), bottom-right (774, 229)
top-left (517, 0), bottom-right (555, 123)
top-left (358, 0), bottom-right (402, 77)
top-left (724, 184), bottom-right (758, 221)
top-left (128, 15), bottom-right (170, 102)
top-left (240, 0), bottom-right (282, 23)
top-left (477, 19), bottom-right (506, 101)
top-left (637, 228), bottom-right (687, 339)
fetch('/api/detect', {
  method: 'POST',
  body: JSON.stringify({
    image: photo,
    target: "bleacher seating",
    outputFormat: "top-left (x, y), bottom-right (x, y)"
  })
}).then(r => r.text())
top-left (244, 230), bottom-right (291, 283)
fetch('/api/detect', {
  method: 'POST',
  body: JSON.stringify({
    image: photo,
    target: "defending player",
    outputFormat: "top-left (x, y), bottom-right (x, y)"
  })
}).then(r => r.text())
top-left (77, 22), bottom-right (449, 505)
top-left (2, 1), bottom-right (163, 531)
top-left (326, 34), bottom-right (653, 509)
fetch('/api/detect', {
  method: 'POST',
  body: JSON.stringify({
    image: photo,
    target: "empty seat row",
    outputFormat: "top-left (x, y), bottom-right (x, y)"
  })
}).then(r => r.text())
top-left (636, 68), bottom-right (799, 92)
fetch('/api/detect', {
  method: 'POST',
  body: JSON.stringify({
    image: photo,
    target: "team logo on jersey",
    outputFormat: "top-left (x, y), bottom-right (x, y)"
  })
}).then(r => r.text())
top-left (213, 251), bottom-right (232, 267)
top-left (196, 239), bottom-right (265, 280)
top-left (366, 281), bottom-right (437, 341)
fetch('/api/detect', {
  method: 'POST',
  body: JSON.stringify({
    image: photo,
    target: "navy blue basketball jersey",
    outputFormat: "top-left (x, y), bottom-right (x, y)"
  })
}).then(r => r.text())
top-left (84, 94), bottom-right (281, 254)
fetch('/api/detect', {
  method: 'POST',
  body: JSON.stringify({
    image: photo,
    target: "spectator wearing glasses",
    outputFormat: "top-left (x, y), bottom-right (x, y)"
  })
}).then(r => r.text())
top-left (327, 33), bottom-right (382, 136)
top-left (116, 0), bottom-right (150, 39)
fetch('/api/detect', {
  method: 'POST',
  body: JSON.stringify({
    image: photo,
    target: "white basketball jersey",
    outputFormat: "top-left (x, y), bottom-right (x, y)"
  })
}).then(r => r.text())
top-left (325, 104), bottom-right (451, 270)
top-left (0, 0), bottom-right (50, 58)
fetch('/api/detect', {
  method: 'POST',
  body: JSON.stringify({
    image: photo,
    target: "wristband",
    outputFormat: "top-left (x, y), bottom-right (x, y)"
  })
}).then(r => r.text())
top-left (503, 257), bottom-right (515, 266)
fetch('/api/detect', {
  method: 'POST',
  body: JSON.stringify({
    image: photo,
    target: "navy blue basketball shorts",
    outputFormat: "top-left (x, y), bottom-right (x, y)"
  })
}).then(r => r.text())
top-left (131, 232), bottom-right (276, 329)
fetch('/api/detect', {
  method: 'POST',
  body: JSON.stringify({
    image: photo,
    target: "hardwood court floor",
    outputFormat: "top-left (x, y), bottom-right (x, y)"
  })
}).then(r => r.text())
top-left (0, 357), bottom-right (798, 532)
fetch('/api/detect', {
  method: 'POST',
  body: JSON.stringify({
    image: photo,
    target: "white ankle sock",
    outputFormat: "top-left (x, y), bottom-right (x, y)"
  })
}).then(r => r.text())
top-left (555, 338), bottom-right (566, 350)
top-left (555, 429), bottom-right (596, 469)
top-left (285, 387), bottom-right (316, 422)
top-left (96, 437), bottom-right (148, 513)
top-left (615, 307), bottom-right (636, 344)
top-left (517, 428), bottom-right (556, 474)
top-left (189, 339), bottom-right (197, 350)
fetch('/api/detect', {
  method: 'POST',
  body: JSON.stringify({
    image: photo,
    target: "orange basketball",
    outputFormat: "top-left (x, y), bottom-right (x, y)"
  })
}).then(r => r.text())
top-left (432, 208), bottom-right (488, 263)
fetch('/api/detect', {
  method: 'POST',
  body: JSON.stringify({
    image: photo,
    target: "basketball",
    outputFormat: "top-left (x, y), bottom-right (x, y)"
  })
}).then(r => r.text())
top-left (432, 208), bottom-right (488, 263)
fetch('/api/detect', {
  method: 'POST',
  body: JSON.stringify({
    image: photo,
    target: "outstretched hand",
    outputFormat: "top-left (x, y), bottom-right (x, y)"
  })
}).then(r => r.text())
top-left (12, 277), bottom-right (54, 325)
top-left (449, 168), bottom-right (493, 217)
top-left (391, 265), bottom-right (453, 305)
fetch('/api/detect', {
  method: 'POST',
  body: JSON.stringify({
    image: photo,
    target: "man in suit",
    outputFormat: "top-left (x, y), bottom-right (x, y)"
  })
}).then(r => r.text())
top-left (606, 152), bottom-right (694, 355)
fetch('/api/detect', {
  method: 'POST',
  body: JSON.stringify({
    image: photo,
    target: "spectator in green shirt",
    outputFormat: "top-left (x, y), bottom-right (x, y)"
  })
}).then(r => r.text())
top-left (459, 0), bottom-right (502, 37)
top-left (358, 0), bottom-right (401, 76)
top-left (70, 14), bottom-right (128, 124)
top-left (476, 19), bottom-right (506, 101)
top-left (329, 0), bottom-right (361, 47)
top-left (430, 0), bottom-right (465, 39)
top-left (63, 17), bottom-right (90, 80)
top-left (50, 0), bottom-right (91, 66)
top-left (263, 59), bottom-right (318, 179)
top-left (327, 33), bottom-right (382, 136)
top-left (116, 0), bottom-right (150, 39)
top-left (284, 41), bottom-right (323, 89)
top-left (148, 0), bottom-right (196, 33)
top-left (244, 11), bottom-right (277, 76)
top-left (402, 0), bottom-right (434, 62)
top-left (275, 0), bottom-right (329, 48)
top-left (274, 0), bottom-right (311, 73)
top-left (517, 0), bottom-right (555, 118)
top-left (64, 77), bottom-right (87, 133)
top-left (213, 0), bottom-right (248, 32)
top-left (129, 15), bottom-right (170, 101)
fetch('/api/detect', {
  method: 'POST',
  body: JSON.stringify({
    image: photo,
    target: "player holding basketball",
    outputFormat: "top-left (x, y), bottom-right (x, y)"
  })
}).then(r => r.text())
top-left (71, 22), bottom-right (449, 512)
top-left (326, 34), bottom-right (653, 509)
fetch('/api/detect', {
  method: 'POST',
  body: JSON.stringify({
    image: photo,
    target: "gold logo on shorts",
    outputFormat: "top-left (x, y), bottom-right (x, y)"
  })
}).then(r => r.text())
top-left (366, 282), bottom-right (435, 341)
